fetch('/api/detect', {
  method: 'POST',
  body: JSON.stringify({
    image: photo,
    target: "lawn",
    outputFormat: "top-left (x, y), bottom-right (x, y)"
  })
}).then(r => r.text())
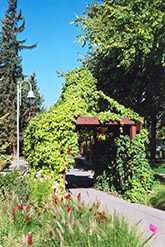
top-left (154, 164), bottom-right (165, 174)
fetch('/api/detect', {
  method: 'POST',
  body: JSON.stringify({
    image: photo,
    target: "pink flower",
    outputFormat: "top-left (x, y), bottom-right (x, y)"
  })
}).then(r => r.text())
top-left (149, 224), bottom-right (157, 234)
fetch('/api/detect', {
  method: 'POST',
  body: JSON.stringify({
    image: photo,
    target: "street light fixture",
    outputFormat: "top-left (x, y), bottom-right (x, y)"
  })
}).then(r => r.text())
top-left (17, 80), bottom-right (36, 169)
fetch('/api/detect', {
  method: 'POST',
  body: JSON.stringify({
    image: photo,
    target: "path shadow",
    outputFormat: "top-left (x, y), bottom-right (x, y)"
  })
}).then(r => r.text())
top-left (66, 174), bottom-right (94, 188)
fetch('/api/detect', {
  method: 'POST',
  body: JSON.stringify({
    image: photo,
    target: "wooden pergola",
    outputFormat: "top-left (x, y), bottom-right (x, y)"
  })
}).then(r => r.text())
top-left (76, 116), bottom-right (144, 141)
top-left (75, 116), bottom-right (144, 156)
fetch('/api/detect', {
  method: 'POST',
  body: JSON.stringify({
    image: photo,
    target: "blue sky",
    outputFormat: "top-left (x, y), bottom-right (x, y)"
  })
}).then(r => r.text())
top-left (0, 0), bottom-right (95, 109)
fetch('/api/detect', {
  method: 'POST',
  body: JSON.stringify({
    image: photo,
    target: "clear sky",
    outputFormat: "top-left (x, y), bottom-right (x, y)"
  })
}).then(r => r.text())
top-left (0, 0), bottom-right (95, 109)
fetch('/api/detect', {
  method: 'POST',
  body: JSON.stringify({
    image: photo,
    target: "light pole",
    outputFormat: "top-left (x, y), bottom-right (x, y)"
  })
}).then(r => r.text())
top-left (17, 80), bottom-right (35, 169)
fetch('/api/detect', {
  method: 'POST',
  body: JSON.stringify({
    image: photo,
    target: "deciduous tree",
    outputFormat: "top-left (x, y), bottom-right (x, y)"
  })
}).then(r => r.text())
top-left (74, 0), bottom-right (164, 160)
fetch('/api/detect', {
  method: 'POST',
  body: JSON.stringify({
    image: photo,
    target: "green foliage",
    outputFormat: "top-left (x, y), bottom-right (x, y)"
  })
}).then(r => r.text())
top-left (154, 164), bottom-right (165, 174)
top-left (26, 168), bottom-right (65, 207)
top-left (24, 67), bottom-right (142, 188)
top-left (0, 170), bottom-right (21, 194)
top-left (94, 129), bottom-right (154, 203)
top-left (149, 184), bottom-right (165, 211)
top-left (73, 0), bottom-right (164, 160)
top-left (0, 139), bottom-right (14, 171)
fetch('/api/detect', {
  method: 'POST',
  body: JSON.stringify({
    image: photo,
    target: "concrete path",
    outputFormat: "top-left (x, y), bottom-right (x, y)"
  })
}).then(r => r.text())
top-left (66, 165), bottom-right (165, 247)
top-left (70, 188), bottom-right (165, 247)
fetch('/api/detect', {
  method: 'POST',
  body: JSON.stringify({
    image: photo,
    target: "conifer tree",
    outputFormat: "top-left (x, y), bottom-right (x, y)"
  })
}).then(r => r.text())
top-left (0, 0), bottom-right (42, 155)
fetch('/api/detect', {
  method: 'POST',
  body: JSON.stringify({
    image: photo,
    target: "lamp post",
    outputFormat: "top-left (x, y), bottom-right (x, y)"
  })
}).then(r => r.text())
top-left (17, 80), bottom-right (35, 169)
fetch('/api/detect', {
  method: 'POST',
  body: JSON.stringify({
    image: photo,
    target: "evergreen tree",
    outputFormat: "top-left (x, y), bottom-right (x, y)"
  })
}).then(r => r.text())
top-left (0, 0), bottom-right (43, 155)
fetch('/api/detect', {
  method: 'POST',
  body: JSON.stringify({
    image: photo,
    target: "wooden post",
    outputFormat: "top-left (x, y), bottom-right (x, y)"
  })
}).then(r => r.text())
top-left (63, 172), bottom-right (66, 188)
top-left (130, 125), bottom-right (136, 141)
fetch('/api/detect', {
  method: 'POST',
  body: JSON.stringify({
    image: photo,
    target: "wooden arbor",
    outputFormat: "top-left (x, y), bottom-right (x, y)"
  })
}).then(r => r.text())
top-left (76, 116), bottom-right (144, 155)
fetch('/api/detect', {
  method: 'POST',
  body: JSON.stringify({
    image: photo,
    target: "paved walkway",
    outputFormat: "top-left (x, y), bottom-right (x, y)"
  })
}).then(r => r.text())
top-left (66, 166), bottom-right (165, 247)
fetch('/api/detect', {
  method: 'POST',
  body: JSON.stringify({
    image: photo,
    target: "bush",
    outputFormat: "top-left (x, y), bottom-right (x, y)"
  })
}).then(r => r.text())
top-left (149, 184), bottom-right (165, 211)
top-left (0, 170), bottom-right (21, 195)
top-left (94, 130), bottom-right (155, 203)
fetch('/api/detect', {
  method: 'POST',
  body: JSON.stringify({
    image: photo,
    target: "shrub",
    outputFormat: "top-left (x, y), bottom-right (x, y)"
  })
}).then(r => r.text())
top-left (0, 170), bottom-right (21, 195)
top-left (94, 130), bottom-right (154, 203)
top-left (149, 184), bottom-right (165, 211)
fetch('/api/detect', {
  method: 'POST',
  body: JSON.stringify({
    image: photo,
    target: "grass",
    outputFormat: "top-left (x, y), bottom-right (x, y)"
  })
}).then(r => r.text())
top-left (0, 190), bottom-right (153, 247)
top-left (154, 164), bottom-right (165, 174)
top-left (149, 184), bottom-right (165, 211)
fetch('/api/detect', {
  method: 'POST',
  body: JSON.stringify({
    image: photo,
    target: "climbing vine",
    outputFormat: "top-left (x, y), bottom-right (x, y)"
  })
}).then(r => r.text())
top-left (24, 67), bottom-right (154, 198)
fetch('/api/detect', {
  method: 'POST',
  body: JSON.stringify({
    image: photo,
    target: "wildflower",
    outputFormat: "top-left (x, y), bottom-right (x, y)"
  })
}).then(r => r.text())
top-left (12, 208), bottom-right (16, 214)
top-left (28, 235), bottom-right (33, 245)
top-left (26, 215), bottom-right (30, 222)
top-left (67, 205), bottom-right (71, 212)
top-left (89, 208), bottom-right (93, 212)
top-left (77, 193), bottom-right (81, 202)
top-left (61, 197), bottom-right (64, 202)
top-left (54, 198), bottom-right (58, 205)
top-left (40, 178), bottom-right (43, 183)
top-left (65, 193), bottom-right (71, 200)
top-left (149, 224), bottom-right (157, 234)
top-left (26, 195), bottom-right (29, 201)
top-left (53, 215), bottom-right (57, 219)
top-left (3, 209), bottom-right (7, 214)
top-left (37, 212), bottom-right (41, 216)
top-left (52, 181), bottom-right (59, 189)
top-left (36, 170), bottom-right (42, 177)
top-left (77, 206), bottom-right (81, 212)
top-left (18, 205), bottom-right (23, 210)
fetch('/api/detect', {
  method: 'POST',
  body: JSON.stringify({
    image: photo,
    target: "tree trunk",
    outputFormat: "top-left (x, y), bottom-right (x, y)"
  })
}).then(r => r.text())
top-left (13, 143), bottom-right (17, 156)
top-left (150, 114), bottom-right (157, 163)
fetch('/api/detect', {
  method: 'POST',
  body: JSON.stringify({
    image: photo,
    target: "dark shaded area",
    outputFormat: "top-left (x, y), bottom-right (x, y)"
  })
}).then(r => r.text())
top-left (66, 174), bottom-right (94, 188)
top-left (154, 174), bottom-right (165, 183)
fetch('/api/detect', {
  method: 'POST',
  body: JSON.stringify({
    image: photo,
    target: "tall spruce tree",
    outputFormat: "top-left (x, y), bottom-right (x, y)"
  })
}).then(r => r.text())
top-left (0, 0), bottom-right (42, 155)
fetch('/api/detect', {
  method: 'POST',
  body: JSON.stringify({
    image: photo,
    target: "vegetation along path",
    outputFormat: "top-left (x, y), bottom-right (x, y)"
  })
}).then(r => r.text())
top-left (67, 166), bottom-right (165, 247)
top-left (70, 188), bottom-right (165, 247)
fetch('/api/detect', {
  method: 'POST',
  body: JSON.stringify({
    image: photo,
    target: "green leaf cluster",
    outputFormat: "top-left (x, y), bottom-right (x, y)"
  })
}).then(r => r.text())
top-left (94, 129), bottom-right (154, 202)
top-left (24, 66), bottom-right (150, 193)
top-left (73, 0), bottom-right (164, 160)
